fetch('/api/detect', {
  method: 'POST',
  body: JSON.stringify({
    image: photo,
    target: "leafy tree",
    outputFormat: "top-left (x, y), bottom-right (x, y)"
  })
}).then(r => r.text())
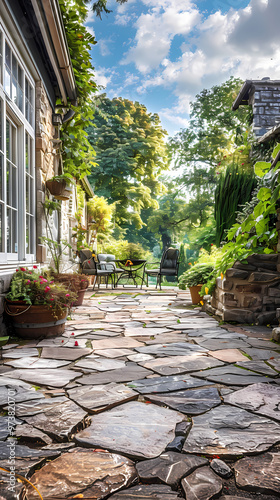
top-left (169, 77), bottom-right (253, 230)
top-left (91, 0), bottom-right (127, 18)
top-left (87, 95), bottom-right (169, 227)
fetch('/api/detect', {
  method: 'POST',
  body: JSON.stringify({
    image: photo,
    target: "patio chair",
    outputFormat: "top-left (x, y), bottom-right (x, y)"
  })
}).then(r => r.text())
top-left (97, 254), bottom-right (124, 287)
top-left (79, 249), bottom-right (114, 289)
top-left (143, 247), bottom-right (180, 290)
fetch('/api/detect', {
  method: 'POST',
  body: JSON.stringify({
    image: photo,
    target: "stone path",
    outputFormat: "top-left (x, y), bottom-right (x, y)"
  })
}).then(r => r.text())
top-left (0, 287), bottom-right (280, 499)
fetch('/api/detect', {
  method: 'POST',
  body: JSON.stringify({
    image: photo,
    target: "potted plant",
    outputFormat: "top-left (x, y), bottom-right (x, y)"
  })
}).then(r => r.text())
top-left (46, 174), bottom-right (74, 201)
top-left (48, 272), bottom-right (89, 306)
top-left (178, 263), bottom-right (215, 304)
top-left (5, 267), bottom-right (77, 338)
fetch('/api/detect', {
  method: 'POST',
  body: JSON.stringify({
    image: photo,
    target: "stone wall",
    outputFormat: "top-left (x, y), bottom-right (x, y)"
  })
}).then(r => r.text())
top-left (249, 81), bottom-right (280, 136)
top-left (207, 254), bottom-right (280, 325)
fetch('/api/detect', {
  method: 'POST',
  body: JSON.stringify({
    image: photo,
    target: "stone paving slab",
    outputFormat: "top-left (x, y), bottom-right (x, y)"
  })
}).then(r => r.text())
top-left (146, 387), bottom-right (221, 415)
top-left (6, 395), bottom-right (68, 417)
top-left (94, 348), bottom-right (135, 358)
top-left (4, 357), bottom-right (70, 369)
top-left (68, 383), bottom-right (138, 413)
top-left (193, 365), bottom-right (275, 385)
top-left (181, 466), bottom-right (223, 500)
top-left (136, 451), bottom-right (208, 487)
top-left (235, 360), bottom-right (279, 376)
top-left (234, 452), bottom-right (280, 495)
top-left (240, 347), bottom-right (280, 360)
top-left (24, 398), bottom-right (87, 440)
top-left (2, 348), bottom-right (39, 358)
top-left (78, 363), bottom-right (154, 385)
top-left (75, 401), bottom-right (186, 459)
top-left (140, 354), bottom-right (224, 376)
top-left (91, 338), bottom-right (145, 349)
top-left (26, 448), bottom-right (137, 499)
top-left (208, 349), bottom-right (248, 363)
top-left (194, 338), bottom-right (251, 350)
top-left (124, 327), bottom-right (170, 337)
top-left (0, 369), bottom-right (83, 388)
top-left (0, 385), bottom-right (44, 406)
top-left (40, 347), bottom-right (92, 360)
top-left (108, 484), bottom-right (181, 499)
top-left (75, 358), bottom-right (126, 371)
top-left (127, 374), bottom-right (213, 394)
top-left (135, 342), bottom-right (208, 356)
top-left (224, 383), bottom-right (280, 421)
top-left (183, 405), bottom-right (280, 457)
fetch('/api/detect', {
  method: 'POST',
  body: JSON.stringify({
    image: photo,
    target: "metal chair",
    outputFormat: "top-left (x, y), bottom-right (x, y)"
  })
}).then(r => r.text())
top-left (97, 254), bottom-right (123, 287)
top-left (143, 247), bottom-right (180, 290)
top-left (79, 249), bottom-right (114, 289)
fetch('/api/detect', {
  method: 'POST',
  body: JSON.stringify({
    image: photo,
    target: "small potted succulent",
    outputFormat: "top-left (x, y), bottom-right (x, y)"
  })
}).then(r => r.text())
top-left (46, 174), bottom-right (74, 200)
top-left (178, 263), bottom-right (215, 304)
top-left (5, 267), bottom-right (77, 338)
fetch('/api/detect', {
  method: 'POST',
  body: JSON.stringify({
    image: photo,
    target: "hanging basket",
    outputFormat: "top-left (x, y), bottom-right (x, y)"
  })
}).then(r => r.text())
top-left (46, 179), bottom-right (72, 200)
top-left (5, 301), bottom-right (67, 339)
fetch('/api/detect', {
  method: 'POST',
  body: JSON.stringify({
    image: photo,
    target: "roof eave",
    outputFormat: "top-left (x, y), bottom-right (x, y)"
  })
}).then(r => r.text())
top-left (31, 0), bottom-right (77, 105)
top-left (232, 80), bottom-right (253, 111)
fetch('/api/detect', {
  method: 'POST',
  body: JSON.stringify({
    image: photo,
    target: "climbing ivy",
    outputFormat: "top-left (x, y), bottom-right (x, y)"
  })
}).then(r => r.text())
top-left (58, 0), bottom-right (97, 180)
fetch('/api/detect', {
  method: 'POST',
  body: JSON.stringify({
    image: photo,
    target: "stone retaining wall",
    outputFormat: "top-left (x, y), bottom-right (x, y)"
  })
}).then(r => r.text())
top-left (207, 254), bottom-right (280, 325)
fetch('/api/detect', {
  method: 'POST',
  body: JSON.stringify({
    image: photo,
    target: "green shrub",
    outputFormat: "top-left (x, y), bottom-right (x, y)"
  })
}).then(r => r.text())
top-left (178, 263), bottom-right (215, 290)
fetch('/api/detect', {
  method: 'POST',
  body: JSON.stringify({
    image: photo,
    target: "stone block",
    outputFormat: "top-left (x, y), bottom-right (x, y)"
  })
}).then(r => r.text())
top-left (257, 311), bottom-right (277, 326)
top-left (222, 280), bottom-right (233, 291)
top-left (223, 308), bottom-right (254, 324)
top-left (216, 277), bottom-right (222, 289)
top-left (242, 295), bottom-right (262, 309)
top-left (247, 254), bottom-right (278, 263)
top-left (268, 287), bottom-right (280, 297)
top-left (248, 272), bottom-right (278, 282)
top-left (235, 284), bottom-right (263, 294)
top-left (233, 261), bottom-right (256, 271)
top-left (226, 268), bottom-right (249, 280)
top-left (272, 327), bottom-right (280, 342)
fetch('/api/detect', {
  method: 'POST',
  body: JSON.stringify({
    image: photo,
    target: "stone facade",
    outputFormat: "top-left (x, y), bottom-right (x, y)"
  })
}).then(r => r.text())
top-left (207, 254), bottom-right (280, 325)
top-left (251, 81), bottom-right (280, 136)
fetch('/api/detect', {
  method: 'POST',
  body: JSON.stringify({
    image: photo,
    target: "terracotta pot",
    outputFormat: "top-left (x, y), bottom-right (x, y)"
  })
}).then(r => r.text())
top-left (5, 301), bottom-right (67, 339)
top-left (189, 284), bottom-right (203, 305)
top-left (46, 179), bottom-right (71, 200)
top-left (72, 289), bottom-right (86, 307)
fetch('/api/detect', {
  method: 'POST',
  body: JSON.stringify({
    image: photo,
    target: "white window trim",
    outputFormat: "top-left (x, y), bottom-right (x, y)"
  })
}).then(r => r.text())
top-left (0, 21), bottom-right (36, 265)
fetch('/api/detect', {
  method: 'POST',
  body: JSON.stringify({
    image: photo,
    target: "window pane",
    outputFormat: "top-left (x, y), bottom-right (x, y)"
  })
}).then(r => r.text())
top-left (25, 133), bottom-right (29, 171)
top-left (0, 100), bottom-right (2, 152)
top-left (6, 162), bottom-right (10, 206)
top-left (6, 121), bottom-right (10, 160)
top-left (0, 204), bottom-right (3, 252)
top-left (26, 174), bottom-right (29, 212)
top-left (26, 215), bottom-right (30, 253)
top-left (4, 43), bottom-right (11, 96)
top-left (0, 32), bottom-right (2, 84)
top-left (0, 154), bottom-right (3, 200)
top-left (11, 165), bottom-right (17, 208)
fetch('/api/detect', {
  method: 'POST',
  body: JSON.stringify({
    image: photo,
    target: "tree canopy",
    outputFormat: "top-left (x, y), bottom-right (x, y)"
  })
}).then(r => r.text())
top-left (87, 95), bottom-right (169, 228)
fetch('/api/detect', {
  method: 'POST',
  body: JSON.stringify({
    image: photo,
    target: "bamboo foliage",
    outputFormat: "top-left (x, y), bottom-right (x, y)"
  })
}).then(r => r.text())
top-left (214, 164), bottom-right (257, 246)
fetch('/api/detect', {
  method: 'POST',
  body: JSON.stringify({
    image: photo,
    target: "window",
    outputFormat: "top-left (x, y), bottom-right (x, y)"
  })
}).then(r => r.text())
top-left (0, 24), bottom-right (36, 263)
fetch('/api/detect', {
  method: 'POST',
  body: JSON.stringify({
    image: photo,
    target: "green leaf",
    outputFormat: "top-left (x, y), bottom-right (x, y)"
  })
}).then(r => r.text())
top-left (254, 161), bottom-right (271, 178)
top-left (272, 143), bottom-right (280, 159)
top-left (257, 187), bottom-right (271, 201)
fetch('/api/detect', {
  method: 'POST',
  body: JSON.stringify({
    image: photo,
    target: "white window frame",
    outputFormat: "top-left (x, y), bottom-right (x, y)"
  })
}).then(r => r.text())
top-left (0, 20), bottom-right (36, 264)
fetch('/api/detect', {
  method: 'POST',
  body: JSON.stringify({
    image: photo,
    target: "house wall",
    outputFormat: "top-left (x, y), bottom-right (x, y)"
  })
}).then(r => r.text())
top-left (207, 254), bottom-right (280, 325)
top-left (249, 81), bottom-right (280, 136)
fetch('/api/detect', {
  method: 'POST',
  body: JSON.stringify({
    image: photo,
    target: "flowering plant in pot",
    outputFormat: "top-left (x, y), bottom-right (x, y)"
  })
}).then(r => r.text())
top-left (178, 263), bottom-right (215, 304)
top-left (5, 267), bottom-right (77, 338)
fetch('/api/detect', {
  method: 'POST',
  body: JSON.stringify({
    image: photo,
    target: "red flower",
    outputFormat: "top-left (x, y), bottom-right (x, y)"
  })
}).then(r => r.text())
top-left (33, 265), bottom-right (38, 269)
top-left (20, 267), bottom-right (26, 271)
top-left (74, 340), bottom-right (79, 346)
top-left (71, 332), bottom-right (75, 336)
top-left (45, 286), bottom-right (51, 292)
top-left (211, 243), bottom-right (214, 246)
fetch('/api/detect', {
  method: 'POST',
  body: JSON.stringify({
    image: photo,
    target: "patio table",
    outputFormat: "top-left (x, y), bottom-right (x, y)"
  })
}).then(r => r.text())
top-left (115, 259), bottom-right (146, 287)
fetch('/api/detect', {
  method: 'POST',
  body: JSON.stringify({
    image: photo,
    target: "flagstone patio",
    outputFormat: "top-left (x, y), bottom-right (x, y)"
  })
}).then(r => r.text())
top-left (0, 286), bottom-right (280, 499)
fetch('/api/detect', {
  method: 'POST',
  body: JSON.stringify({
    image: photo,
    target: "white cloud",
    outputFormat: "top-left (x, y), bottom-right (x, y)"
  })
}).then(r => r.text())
top-left (98, 39), bottom-right (111, 56)
top-left (94, 67), bottom-right (113, 89)
top-left (121, 1), bottom-right (201, 72)
top-left (123, 0), bottom-right (280, 114)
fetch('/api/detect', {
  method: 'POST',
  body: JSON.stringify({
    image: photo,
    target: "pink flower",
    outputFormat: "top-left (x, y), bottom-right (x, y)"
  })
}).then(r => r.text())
top-left (65, 294), bottom-right (70, 297)
top-left (45, 286), bottom-right (51, 292)
top-left (20, 267), bottom-right (26, 271)
top-left (49, 281), bottom-right (54, 284)
top-left (242, 163), bottom-right (244, 165)
top-left (39, 275), bottom-right (43, 279)
top-left (50, 298), bottom-right (54, 301)
top-left (74, 341), bottom-right (79, 346)
top-left (33, 265), bottom-right (37, 269)
top-left (26, 280), bottom-right (31, 284)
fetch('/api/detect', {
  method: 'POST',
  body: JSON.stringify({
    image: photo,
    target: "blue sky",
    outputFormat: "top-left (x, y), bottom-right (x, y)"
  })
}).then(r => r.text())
top-left (86, 0), bottom-right (280, 136)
